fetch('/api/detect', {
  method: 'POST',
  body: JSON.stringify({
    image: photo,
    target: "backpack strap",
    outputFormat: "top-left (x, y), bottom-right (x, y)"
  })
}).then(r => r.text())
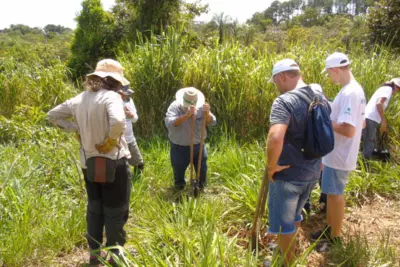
top-left (285, 86), bottom-right (314, 152)
top-left (288, 87), bottom-right (314, 105)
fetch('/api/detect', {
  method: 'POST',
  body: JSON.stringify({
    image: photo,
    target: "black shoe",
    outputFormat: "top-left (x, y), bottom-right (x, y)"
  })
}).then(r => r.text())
top-left (310, 225), bottom-right (332, 241)
top-left (88, 251), bottom-right (105, 266)
top-left (318, 202), bottom-right (327, 213)
top-left (173, 185), bottom-right (185, 192)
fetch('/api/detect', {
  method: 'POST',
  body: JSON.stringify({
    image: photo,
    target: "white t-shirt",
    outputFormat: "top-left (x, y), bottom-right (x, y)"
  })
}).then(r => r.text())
top-left (365, 85), bottom-right (393, 124)
top-left (123, 99), bottom-right (138, 144)
top-left (322, 80), bottom-right (366, 171)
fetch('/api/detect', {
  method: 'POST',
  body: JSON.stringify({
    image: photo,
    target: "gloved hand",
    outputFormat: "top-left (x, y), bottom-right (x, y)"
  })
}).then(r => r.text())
top-left (75, 132), bottom-right (81, 143)
top-left (95, 137), bottom-right (118, 154)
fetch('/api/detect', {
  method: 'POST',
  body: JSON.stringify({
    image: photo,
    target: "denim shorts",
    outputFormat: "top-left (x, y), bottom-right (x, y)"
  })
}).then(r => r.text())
top-left (321, 165), bottom-right (350, 195)
top-left (268, 179), bottom-right (318, 235)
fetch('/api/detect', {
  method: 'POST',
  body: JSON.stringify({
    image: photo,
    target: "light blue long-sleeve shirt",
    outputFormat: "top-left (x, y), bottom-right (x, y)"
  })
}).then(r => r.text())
top-left (165, 100), bottom-right (217, 146)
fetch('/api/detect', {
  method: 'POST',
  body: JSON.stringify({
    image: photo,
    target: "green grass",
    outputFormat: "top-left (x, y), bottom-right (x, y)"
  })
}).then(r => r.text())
top-left (1, 27), bottom-right (400, 267)
top-left (1, 122), bottom-right (400, 266)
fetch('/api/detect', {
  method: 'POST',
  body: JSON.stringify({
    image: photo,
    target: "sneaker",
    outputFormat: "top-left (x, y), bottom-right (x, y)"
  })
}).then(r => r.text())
top-left (263, 260), bottom-right (284, 267)
top-left (316, 237), bottom-right (342, 253)
top-left (310, 225), bottom-right (332, 241)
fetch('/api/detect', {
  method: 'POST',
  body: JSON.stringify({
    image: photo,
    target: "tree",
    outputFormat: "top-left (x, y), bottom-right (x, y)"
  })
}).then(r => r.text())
top-left (247, 12), bottom-right (272, 33)
top-left (113, 0), bottom-right (207, 42)
top-left (113, 0), bottom-right (180, 38)
top-left (44, 24), bottom-right (72, 35)
top-left (68, 0), bottom-right (121, 79)
top-left (212, 12), bottom-right (234, 44)
top-left (367, 0), bottom-right (400, 51)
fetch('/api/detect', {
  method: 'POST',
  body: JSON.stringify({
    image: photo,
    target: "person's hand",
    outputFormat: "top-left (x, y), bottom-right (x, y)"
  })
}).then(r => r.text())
top-left (268, 164), bottom-right (290, 182)
top-left (203, 103), bottom-right (210, 114)
top-left (185, 105), bottom-right (197, 117)
top-left (95, 137), bottom-right (118, 154)
top-left (380, 119), bottom-right (388, 134)
top-left (75, 132), bottom-right (81, 144)
top-left (124, 106), bottom-right (129, 112)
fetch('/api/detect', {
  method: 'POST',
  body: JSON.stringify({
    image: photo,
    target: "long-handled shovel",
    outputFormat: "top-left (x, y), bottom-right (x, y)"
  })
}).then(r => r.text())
top-left (190, 114), bottom-right (196, 196)
top-left (194, 110), bottom-right (208, 197)
top-left (250, 166), bottom-right (270, 252)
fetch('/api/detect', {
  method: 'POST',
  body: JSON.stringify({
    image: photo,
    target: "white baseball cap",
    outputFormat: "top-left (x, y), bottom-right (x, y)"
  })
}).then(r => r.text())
top-left (269, 59), bottom-right (300, 82)
top-left (322, 52), bottom-right (351, 73)
top-left (390, 78), bottom-right (400, 88)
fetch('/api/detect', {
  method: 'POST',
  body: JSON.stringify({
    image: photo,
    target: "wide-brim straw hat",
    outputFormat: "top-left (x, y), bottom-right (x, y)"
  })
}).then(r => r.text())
top-left (175, 87), bottom-right (205, 108)
top-left (87, 59), bottom-right (130, 86)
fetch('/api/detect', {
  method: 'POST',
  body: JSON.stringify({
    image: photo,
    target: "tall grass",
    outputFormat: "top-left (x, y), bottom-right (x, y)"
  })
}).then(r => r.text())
top-left (1, 29), bottom-right (400, 139)
top-left (117, 29), bottom-right (400, 139)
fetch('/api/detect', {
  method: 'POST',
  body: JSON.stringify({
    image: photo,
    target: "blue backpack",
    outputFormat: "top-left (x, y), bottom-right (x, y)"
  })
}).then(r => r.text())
top-left (288, 87), bottom-right (335, 159)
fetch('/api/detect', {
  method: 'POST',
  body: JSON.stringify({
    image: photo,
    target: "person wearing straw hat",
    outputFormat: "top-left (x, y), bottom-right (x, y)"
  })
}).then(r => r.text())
top-left (118, 86), bottom-right (145, 179)
top-left (362, 78), bottom-right (400, 159)
top-left (165, 87), bottom-right (217, 191)
top-left (311, 52), bottom-right (366, 252)
top-left (47, 59), bottom-right (132, 266)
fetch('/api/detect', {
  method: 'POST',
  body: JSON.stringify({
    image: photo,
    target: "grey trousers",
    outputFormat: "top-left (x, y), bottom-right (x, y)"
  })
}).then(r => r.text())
top-left (362, 118), bottom-right (379, 159)
top-left (127, 142), bottom-right (144, 167)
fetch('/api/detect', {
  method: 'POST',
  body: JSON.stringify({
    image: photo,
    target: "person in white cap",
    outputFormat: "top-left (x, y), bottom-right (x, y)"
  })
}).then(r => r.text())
top-left (362, 78), bottom-right (400, 159)
top-left (165, 87), bottom-right (217, 191)
top-left (311, 52), bottom-right (366, 251)
top-left (47, 59), bottom-right (131, 266)
top-left (118, 86), bottom-right (144, 178)
top-left (264, 59), bottom-right (326, 267)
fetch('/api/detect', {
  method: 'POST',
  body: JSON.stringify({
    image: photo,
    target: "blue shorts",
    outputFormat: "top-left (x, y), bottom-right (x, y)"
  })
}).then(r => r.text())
top-left (321, 166), bottom-right (350, 195)
top-left (268, 179), bottom-right (318, 235)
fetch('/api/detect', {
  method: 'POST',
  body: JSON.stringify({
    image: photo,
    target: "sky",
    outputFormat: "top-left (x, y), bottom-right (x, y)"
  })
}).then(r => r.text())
top-left (0, 0), bottom-right (278, 30)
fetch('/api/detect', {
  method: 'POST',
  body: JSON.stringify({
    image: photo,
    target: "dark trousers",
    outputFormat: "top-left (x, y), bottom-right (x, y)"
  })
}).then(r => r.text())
top-left (82, 161), bottom-right (131, 252)
top-left (170, 142), bottom-right (208, 188)
top-left (362, 118), bottom-right (379, 159)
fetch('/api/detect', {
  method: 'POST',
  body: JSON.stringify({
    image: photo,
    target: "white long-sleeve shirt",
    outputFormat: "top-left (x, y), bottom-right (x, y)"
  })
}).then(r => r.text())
top-left (123, 99), bottom-right (138, 144)
top-left (47, 89), bottom-right (131, 168)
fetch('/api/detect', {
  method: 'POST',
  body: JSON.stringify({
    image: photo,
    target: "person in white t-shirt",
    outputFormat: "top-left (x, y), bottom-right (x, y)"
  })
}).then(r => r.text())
top-left (311, 53), bottom-right (366, 251)
top-left (362, 78), bottom-right (400, 159)
top-left (118, 87), bottom-right (144, 178)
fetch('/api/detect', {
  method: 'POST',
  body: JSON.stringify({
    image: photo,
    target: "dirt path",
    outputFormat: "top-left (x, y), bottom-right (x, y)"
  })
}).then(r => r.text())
top-left (50, 197), bottom-right (400, 266)
top-left (299, 196), bottom-right (400, 266)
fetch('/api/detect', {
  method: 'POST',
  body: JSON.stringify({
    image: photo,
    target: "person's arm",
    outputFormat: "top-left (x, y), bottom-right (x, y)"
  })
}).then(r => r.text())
top-left (124, 106), bottom-right (135, 119)
top-left (203, 103), bottom-right (217, 126)
top-left (96, 93), bottom-right (126, 154)
top-left (335, 90), bottom-right (360, 138)
top-left (173, 115), bottom-right (190, 126)
top-left (267, 124), bottom-right (290, 182)
top-left (125, 99), bottom-right (139, 123)
top-left (376, 97), bottom-right (388, 133)
top-left (105, 93), bottom-right (126, 140)
top-left (46, 98), bottom-right (77, 133)
top-left (332, 122), bottom-right (356, 138)
top-left (266, 97), bottom-right (291, 182)
top-left (165, 103), bottom-right (195, 128)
